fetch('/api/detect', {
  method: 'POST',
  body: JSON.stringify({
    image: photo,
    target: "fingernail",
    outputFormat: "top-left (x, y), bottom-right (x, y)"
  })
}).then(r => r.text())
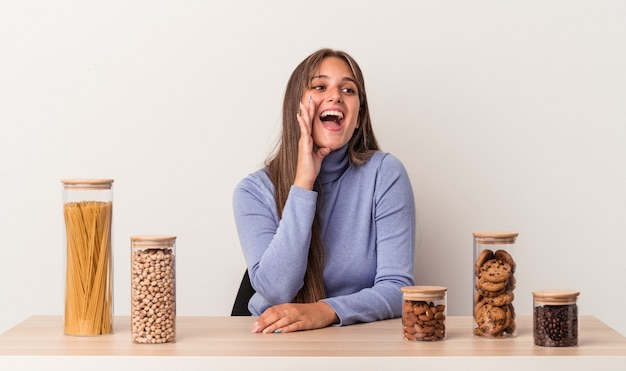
top-left (274, 329), bottom-right (281, 334)
top-left (252, 321), bottom-right (262, 333)
top-left (308, 95), bottom-right (312, 104)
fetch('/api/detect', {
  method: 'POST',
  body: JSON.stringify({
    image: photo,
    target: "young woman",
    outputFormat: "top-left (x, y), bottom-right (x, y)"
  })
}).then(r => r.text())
top-left (233, 48), bottom-right (416, 333)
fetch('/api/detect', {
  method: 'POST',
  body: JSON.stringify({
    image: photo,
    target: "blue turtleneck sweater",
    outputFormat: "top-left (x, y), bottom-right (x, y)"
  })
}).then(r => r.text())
top-left (233, 144), bottom-right (416, 325)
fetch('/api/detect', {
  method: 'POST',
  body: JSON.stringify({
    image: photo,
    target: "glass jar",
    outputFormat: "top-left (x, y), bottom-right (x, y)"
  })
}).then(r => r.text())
top-left (473, 232), bottom-right (518, 338)
top-left (130, 235), bottom-right (177, 344)
top-left (401, 286), bottom-right (447, 341)
top-left (533, 289), bottom-right (579, 347)
top-left (62, 179), bottom-right (114, 336)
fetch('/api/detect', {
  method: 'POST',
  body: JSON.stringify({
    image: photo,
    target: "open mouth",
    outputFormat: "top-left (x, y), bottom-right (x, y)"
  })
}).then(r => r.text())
top-left (320, 110), bottom-right (344, 125)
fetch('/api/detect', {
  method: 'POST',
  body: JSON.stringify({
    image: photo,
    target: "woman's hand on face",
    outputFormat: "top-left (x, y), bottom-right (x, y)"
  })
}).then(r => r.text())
top-left (294, 96), bottom-right (332, 190)
top-left (251, 302), bottom-right (339, 334)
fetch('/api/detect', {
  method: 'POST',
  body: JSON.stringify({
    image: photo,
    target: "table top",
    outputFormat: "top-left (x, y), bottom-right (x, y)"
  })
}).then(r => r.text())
top-left (1, 315), bottom-right (625, 370)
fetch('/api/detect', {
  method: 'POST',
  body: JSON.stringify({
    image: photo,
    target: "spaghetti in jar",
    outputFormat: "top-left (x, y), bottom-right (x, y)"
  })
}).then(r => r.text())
top-left (62, 179), bottom-right (114, 336)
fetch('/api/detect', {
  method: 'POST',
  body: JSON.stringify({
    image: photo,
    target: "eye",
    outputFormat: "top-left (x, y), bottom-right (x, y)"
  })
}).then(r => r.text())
top-left (341, 82), bottom-right (358, 95)
top-left (312, 85), bottom-right (325, 91)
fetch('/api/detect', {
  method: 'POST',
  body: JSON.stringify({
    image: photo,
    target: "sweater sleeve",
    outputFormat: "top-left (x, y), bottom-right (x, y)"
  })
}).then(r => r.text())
top-left (321, 154), bottom-right (416, 325)
top-left (233, 175), bottom-right (318, 308)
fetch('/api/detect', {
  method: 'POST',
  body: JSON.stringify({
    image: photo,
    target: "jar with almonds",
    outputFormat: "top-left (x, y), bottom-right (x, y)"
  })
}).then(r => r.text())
top-left (401, 285), bottom-right (447, 341)
top-left (473, 232), bottom-right (518, 338)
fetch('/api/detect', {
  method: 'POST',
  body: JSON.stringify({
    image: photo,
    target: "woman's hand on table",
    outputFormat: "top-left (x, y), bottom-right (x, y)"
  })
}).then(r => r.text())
top-left (252, 302), bottom-right (339, 333)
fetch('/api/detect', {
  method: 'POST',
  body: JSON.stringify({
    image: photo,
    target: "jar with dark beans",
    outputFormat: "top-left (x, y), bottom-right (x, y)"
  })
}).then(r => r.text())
top-left (534, 304), bottom-right (578, 347)
top-left (532, 290), bottom-right (580, 347)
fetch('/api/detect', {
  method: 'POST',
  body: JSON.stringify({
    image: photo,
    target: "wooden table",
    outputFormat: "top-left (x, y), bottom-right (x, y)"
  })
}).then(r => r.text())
top-left (1, 315), bottom-right (625, 370)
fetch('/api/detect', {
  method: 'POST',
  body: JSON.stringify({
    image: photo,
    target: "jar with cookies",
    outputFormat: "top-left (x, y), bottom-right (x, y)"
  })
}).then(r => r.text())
top-left (130, 235), bottom-right (177, 344)
top-left (473, 232), bottom-right (518, 338)
top-left (401, 286), bottom-right (447, 342)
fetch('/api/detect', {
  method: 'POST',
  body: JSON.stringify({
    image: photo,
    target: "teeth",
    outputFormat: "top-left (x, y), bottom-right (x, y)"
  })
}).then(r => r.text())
top-left (320, 110), bottom-right (344, 119)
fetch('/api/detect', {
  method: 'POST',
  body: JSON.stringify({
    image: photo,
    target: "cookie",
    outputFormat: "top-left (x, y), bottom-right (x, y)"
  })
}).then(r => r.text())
top-left (479, 259), bottom-right (512, 283)
top-left (474, 249), bottom-right (494, 276)
top-left (478, 288), bottom-right (506, 298)
top-left (474, 297), bottom-right (486, 316)
top-left (483, 291), bottom-right (514, 306)
top-left (503, 306), bottom-right (516, 335)
top-left (501, 304), bottom-right (512, 332)
top-left (495, 249), bottom-right (516, 273)
top-left (476, 277), bottom-right (507, 293)
top-left (507, 302), bottom-right (516, 320)
top-left (506, 274), bottom-right (516, 291)
top-left (475, 290), bottom-right (482, 304)
top-left (475, 304), bottom-right (509, 336)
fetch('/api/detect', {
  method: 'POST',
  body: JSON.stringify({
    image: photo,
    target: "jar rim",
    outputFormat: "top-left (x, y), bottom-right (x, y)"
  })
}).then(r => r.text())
top-left (401, 285), bottom-right (447, 294)
top-left (62, 179), bottom-right (114, 190)
top-left (473, 232), bottom-right (518, 238)
top-left (131, 235), bottom-right (177, 249)
top-left (131, 235), bottom-right (177, 242)
top-left (532, 289), bottom-right (580, 299)
top-left (473, 232), bottom-right (518, 244)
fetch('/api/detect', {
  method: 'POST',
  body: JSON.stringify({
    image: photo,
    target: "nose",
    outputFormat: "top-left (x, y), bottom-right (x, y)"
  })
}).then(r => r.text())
top-left (326, 87), bottom-right (343, 103)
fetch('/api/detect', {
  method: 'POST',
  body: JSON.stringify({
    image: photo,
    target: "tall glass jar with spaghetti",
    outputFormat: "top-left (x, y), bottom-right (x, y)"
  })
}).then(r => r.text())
top-left (130, 235), bottom-right (177, 344)
top-left (62, 179), bottom-right (114, 336)
top-left (473, 232), bottom-right (518, 338)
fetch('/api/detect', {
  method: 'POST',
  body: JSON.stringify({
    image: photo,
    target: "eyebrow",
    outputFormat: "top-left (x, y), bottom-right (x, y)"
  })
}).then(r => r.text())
top-left (311, 75), bottom-right (357, 84)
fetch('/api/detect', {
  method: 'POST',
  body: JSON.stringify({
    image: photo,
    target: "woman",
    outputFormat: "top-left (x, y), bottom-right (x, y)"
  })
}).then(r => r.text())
top-left (233, 48), bottom-right (416, 333)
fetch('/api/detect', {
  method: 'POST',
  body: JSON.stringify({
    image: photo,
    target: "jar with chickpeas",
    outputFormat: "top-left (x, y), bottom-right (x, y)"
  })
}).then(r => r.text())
top-left (130, 235), bottom-right (176, 344)
top-left (401, 286), bottom-right (447, 341)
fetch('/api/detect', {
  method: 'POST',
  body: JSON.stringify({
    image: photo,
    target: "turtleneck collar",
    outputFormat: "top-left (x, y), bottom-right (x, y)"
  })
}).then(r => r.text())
top-left (318, 144), bottom-right (350, 184)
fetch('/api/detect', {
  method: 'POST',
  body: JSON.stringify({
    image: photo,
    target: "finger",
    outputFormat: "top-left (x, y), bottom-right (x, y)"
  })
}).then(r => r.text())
top-left (262, 318), bottom-right (288, 334)
top-left (273, 319), bottom-right (306, 334)
top-left (306, 94), bottom-right (315, 119)
top-left (261, 313), bottom-right (292, 334)
top-left (299, 96), bottom-right (316, 127)
top-left (253, 317), bottom-right (279, 334)
top-left (315, 146), bottom-right (332, 159)
top-left (251, 320), bottom-right (263, 333)
top-left (297, 103), bottom-right (312, 136)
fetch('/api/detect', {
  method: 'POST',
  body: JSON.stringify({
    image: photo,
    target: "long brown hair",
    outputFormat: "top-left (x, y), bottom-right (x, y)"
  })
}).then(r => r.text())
top-left (266, 49), bottom-right (380, 303)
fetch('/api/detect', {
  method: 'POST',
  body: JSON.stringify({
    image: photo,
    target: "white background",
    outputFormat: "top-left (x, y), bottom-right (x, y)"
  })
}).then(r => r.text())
top-left (1, 0), bottom-right (625, 337)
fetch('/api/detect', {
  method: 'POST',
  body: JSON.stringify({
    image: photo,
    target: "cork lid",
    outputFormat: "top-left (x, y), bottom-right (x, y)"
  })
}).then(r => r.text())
top-left (532, 289), bottom-right (580, 305)
top-left (473, 232), bottom-right (518, 244)
top-left (62, 179), bottom-right (114, 190)
top-left (401, 285), bottom-right (447, 300)
top-left (131, 235), bottom-right (177, 249)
